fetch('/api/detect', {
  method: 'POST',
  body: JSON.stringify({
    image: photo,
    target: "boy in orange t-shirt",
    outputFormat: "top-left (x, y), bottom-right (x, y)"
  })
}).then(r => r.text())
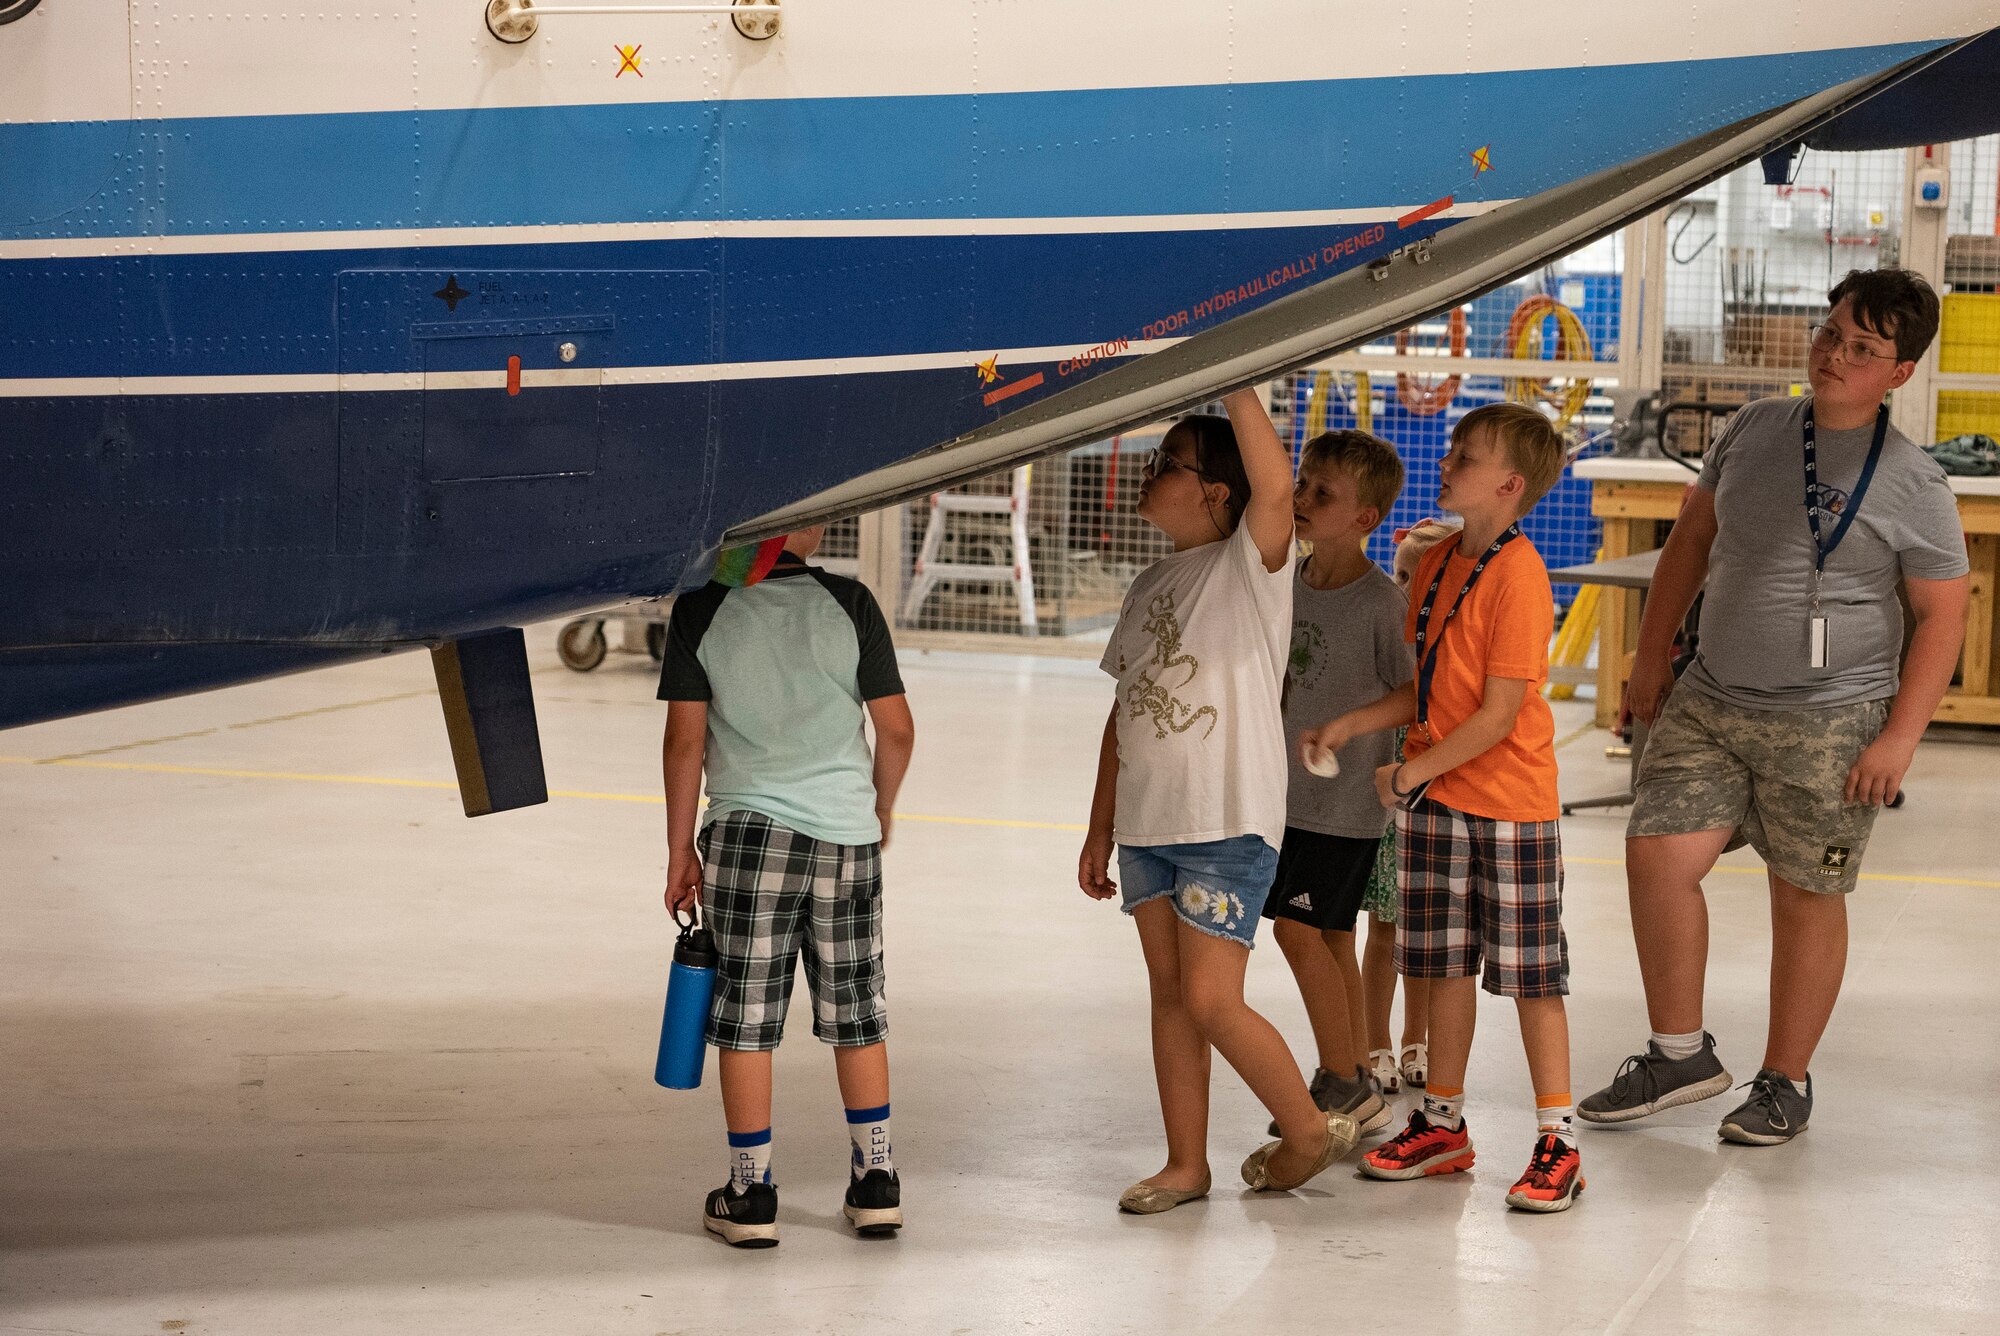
top-left (1302, 402), bottom-right (1578, 1213)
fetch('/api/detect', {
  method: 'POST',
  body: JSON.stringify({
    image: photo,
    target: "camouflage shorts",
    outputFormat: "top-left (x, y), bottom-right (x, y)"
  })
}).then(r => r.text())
top-left (1627, 688), bottom-right (1891, 894)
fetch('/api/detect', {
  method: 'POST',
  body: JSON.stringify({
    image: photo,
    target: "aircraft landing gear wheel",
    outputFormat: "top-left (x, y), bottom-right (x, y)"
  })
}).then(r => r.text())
top-left (646, 623), bottom-right (667, 662)
top-left (558, 619), bottom-right (608, 671)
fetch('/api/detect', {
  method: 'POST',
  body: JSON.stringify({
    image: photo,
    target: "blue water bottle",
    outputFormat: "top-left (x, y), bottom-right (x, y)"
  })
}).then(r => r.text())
top-left (655, 907), bottom-right (717, 1090)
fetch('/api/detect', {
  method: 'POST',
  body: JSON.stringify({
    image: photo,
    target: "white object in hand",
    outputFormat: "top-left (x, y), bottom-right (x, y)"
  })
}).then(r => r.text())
top-left (1303, 746), bottom-right (1340, 779)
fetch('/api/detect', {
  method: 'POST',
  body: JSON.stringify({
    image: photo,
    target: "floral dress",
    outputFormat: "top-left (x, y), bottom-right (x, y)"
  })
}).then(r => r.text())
top-left (1359, 727), bottom-right (1406, 923)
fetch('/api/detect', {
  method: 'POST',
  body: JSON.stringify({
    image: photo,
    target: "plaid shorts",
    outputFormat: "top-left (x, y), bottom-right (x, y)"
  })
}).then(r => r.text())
top-left (700, 810), bottom-right (887, 1052)
top-left (1394, 797), bottom-right (1568, 999)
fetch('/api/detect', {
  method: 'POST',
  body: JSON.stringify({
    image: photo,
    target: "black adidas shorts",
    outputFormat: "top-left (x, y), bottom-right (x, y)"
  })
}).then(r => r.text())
top-left (1262, 826), bottom-right (1380, 932)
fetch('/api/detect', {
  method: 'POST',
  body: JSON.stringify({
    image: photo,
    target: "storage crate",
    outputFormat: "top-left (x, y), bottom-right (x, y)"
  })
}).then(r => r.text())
top-left (1935, 389), bottom-right (2000, 441)
top-left (1939, 293), bottom-right (2000, 374)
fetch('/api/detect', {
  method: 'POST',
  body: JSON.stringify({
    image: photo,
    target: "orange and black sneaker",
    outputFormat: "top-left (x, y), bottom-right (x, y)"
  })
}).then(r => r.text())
top-left (1505, 1133), bottom-right (1584, 1213)
top-left (1359, 1109), bottom-right (1475, 1180)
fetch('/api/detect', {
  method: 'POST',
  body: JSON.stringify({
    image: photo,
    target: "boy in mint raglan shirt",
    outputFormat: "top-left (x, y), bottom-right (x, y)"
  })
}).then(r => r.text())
top-left (1583, 269), bottom-right (1969, 1144)
top-left (662, 527), bottom-right (916, 1247)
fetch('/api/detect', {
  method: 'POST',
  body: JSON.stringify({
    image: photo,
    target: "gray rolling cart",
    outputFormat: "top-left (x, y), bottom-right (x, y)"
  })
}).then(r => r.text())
top-left (557, 599), bottom-right (674, 672)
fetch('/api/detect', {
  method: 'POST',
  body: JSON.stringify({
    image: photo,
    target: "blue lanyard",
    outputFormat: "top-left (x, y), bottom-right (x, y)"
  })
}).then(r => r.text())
top-left (1413, 525), bottom-right (1519, 737)
top-left (1803, 402), bottom-right (1888, 579)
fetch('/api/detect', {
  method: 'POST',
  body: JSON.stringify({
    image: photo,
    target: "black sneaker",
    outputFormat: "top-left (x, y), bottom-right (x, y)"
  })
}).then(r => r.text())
top-left (1718, 1069), bottom-right (1813, 1145)
top-left (703, 1181), bottom-right (779, 1248)
top-left (1579, 1034), bottom-right (1732, 1124)
top-left (843, 1169), bottom-right (903, 1235)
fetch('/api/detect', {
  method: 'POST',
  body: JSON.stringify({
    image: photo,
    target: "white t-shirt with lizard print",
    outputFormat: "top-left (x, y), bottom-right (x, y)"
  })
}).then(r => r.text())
top-left (1099, 517), bottom-right (1293, 851)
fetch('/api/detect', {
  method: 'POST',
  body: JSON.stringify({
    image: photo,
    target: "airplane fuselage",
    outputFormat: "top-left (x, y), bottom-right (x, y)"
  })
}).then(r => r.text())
top-left (1, 3), bottom-right (1988, 727)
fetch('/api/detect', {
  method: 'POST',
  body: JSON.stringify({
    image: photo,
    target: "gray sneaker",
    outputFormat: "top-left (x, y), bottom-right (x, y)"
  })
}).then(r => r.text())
top-left (1268, 1067), bottom-right (1391, 1137)
top-left (1269, 1068), bottom-right (1335, 1137)
top-left (1340, 1064), bottom-right (1394, 1136)
top-left (1578, 1034), bottom-right (1732, 1124)
top-left (1718, 1069), bottom-right (1812, 1145)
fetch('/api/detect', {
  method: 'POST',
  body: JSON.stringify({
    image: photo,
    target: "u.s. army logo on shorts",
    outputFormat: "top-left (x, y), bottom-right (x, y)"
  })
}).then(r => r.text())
top-left (1819, 844), bottom-right (1852, 875)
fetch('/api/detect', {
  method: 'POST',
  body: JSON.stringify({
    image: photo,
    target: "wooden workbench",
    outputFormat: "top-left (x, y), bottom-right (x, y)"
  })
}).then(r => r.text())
top-left (1572, 457), bottom-right (2000, 728)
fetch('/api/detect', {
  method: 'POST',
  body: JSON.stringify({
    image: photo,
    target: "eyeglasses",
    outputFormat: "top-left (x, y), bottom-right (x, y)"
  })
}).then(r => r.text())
top-left (1142, 447), bottom-right (1215, 482)
top-left (1809, 323), bottom-right (1901, 367)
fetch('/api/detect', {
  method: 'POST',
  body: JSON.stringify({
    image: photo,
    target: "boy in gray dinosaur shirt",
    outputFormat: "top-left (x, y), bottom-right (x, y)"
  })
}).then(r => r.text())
top-left (1582, 269), bottom-right (1970, 1145)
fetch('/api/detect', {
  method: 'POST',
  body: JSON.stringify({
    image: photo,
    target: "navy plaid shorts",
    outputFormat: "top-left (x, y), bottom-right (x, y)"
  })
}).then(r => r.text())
top-left (1394, 797), bottom-right (1568, 999)
top-left (699, 811), bottom-right (887, 1051)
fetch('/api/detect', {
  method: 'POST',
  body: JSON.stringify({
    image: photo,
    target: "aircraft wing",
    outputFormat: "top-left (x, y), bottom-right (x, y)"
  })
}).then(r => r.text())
top-left (725, 43), bottom-right (1967, 543)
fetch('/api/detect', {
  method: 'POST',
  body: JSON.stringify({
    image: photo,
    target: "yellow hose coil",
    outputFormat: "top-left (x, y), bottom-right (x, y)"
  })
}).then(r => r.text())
top-left (1505, 295), bottom-right (1594, 427)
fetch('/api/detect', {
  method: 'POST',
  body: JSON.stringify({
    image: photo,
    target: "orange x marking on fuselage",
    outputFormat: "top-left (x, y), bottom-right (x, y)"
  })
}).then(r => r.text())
top-left (1471, 144), bottom-right (1493, 172)
top-left (615, 44), bottom-right (644, 78)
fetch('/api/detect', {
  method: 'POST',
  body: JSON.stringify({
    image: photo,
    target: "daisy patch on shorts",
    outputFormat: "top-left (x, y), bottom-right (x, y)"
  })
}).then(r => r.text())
top-left (1180, 883), bottom-right (1245, 929)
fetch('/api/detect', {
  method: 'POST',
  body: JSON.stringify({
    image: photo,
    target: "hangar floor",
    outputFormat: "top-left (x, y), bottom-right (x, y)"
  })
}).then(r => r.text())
top-left (3, 626), bottom-right (1996, 1336)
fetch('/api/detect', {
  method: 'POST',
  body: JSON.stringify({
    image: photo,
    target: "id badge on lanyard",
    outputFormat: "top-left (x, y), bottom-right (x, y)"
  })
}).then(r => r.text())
top-left (1802, 403), bottom-right (1887, 671)
top-left (1809, 580), bottom-right (1831, 670)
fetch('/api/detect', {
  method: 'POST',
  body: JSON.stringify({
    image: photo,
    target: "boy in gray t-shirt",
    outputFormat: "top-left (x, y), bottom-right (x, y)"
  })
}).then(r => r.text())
top-left (1679, 395), bottom-right (1967, 709)
top-left (1259, 429), bottom-right (1414, 1139)
top-left (1582, 269), bottom-right (1970, 1147)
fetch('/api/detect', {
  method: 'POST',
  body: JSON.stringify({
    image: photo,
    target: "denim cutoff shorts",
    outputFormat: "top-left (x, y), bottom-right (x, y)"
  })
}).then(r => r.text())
top-left (1118, 835), bottom-right (1279, 948)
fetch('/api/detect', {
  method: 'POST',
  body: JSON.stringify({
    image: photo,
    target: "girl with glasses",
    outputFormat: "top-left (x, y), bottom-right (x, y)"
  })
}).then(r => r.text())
top-left (1079, 389), bottom-right (1362, 1213)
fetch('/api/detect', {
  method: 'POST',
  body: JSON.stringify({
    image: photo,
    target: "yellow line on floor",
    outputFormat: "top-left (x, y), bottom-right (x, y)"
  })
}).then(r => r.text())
top-left (3, 754), bottom-right (463, 792)
top-left (29, 666), bottom-right (571, 762)
top-left (1553, 720), bottom-right (1606, 753)
top-left (39, 726), bottom-right (223, 762)
top-left (4, 754), bottom-right (1995, 888)
top-left (0, 755), bottom-right (1095, 829)
top-left (223, 688), bottom-right (438, 731)
top-left (892, 811), bottom-right (1087, 832)
top-left (32, 690), bottom-right (441, 762)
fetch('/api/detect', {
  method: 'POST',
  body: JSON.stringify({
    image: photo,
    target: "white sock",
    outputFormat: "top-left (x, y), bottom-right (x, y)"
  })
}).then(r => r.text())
top-left (1421, 1088), bottom-right (1464, 1131)
top-left (846, 1103), bottom-right (893, 1178)
top-left (1651, 1029), bottom-right (1704, 1061)
top-left (1538, 1102), bottom-right (1578, 1149)
top-left (727, 1128), bottom-right (772, 1192)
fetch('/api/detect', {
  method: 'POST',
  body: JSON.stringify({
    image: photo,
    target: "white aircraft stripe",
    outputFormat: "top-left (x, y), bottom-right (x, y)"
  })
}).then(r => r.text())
top-left (0, 340), bottom-right (1187, 398)
top-left (0, 202), bottom-right (1508, 261)
top-left (423, 368), bottom-right (605, 391)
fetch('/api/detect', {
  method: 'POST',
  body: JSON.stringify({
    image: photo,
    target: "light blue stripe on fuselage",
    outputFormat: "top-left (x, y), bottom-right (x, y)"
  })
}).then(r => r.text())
top-left (0, 42), bottom-right (1940, 240)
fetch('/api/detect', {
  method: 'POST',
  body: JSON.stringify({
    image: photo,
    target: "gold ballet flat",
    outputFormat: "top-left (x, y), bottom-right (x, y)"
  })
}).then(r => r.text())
top-left (1241, 1110), bottom-right (1361, 1191)
top-left (1118, 1171), bottom-right (1212, 1214)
